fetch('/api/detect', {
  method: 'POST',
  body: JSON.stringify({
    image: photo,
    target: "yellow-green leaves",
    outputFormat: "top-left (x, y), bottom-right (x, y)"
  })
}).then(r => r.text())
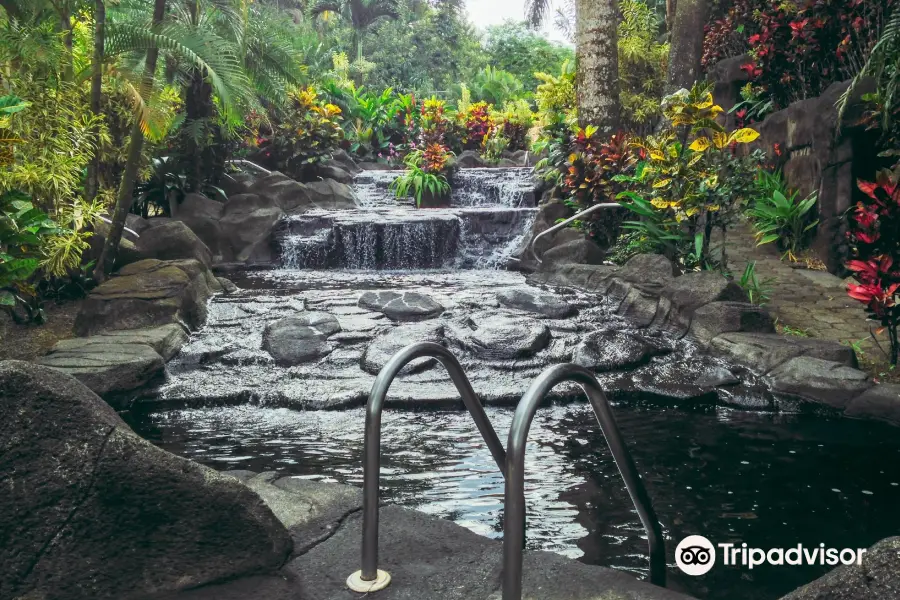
top-left (729, 128), bottom-right (760, 144)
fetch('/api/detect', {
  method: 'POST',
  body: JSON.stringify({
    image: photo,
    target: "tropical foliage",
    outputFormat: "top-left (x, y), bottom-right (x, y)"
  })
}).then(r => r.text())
top-left (847, 166), bottom-right (900, 365)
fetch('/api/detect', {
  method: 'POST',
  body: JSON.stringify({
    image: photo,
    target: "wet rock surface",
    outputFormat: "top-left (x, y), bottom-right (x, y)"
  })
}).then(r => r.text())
top-left (262, 313), bottom-right (341, 366)
top-left (146, 270), bottom-right (776, 411)
top-left (0, 361), bottom-right (292, 600)
top-left (358, 290), bottom-right (445, 321)
top-left (497, 287), bottom-right (576, 318)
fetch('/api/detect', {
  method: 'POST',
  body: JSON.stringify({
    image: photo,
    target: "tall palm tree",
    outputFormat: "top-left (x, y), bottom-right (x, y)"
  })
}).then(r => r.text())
top-left (526, 0), bottom-right (620, 132)
top-left (310, 0), bottom-right (400, 63)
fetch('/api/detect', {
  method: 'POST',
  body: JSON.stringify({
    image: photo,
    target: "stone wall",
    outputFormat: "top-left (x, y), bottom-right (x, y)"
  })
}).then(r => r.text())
top-left (710, 56), bottom-right (879, 273)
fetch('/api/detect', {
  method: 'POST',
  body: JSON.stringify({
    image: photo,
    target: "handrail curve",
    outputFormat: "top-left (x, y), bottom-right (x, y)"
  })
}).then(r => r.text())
top-left (357, 342), bottom-right (507, 585)
top-left (530, 202), bottom-right (620, 264)
top-left (502, 363), bottom-right (666, 600)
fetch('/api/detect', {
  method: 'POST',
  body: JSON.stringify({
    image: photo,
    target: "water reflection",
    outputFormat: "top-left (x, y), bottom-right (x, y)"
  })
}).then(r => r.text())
top-left (130, 404), bottom-right (900, 600)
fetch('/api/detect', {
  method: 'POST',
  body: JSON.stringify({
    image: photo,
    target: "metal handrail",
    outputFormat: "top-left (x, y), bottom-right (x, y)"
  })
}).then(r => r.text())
top-left (225, 159), bottom-right (272, 176)
top-left (530, 202), bottom-right (621, 264)
top-left (502, 363), bottom-right (666, 600)
top-left (351, 342), bottom-right (507, 591)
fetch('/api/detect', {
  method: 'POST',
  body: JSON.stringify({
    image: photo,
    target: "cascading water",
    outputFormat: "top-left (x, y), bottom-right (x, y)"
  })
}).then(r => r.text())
top-left (277, 168), bottom-right (538, 270)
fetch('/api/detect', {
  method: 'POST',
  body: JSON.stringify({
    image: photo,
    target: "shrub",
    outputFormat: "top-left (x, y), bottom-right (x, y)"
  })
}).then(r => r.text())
top-left (496, 99), bottom-right (534, 153)
top-left (747, 187), bottom-right (819, 261)
top-left (701, 0), bottom-right (765, 70)
top-left (260, 86), bottom-right (343, 178)
top-left (391, 145), bottom-right (453, 208)
top-left (846, 166), bottom-right (900, 365)
top-left (614, 84), bottom-right (762, 271)
top-left (744, 0), bottom-right (892, 110)
top-left (462, 101), bottom-right (495, 151)
top-left (618, 0), bottom-right (669, 133)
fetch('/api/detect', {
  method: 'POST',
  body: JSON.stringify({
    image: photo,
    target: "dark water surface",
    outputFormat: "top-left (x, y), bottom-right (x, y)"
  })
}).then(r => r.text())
top-left (130, 403), bottom-right (900, 600)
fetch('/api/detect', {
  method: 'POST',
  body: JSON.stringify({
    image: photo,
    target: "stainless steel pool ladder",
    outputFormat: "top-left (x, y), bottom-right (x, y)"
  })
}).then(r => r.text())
top-left (349, 342), bottom-right (667, 599)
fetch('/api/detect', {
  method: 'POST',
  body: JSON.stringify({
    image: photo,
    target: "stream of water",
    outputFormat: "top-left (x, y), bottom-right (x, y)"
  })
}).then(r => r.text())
top-left (133, 167), bottom-right (900, 600)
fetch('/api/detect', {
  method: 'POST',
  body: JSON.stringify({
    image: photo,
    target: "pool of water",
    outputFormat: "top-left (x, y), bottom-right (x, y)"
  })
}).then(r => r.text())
top-left (129, 402), bottom-right (900, 600)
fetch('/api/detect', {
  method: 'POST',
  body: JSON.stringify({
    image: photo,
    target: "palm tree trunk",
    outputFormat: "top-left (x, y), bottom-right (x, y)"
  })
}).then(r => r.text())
top-left (575, 0), bottom-right (620, 134)
top-left (87, 0), bottom-right (105, 201)
top-left (60, 3), bottom-right (75, 82)
top-left (93, 0), bottom-right (168, 281)
top-left (667, 0), bottom-right (708, 92)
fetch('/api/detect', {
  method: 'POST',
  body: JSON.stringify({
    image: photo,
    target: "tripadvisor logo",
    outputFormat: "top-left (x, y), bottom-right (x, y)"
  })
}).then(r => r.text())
top-left (675, 536), bottom-right (868, 576)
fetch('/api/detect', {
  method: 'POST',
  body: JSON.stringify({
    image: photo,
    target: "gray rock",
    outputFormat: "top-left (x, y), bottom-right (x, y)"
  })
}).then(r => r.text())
top-left (496, 288), bottom-right (576, 318)
top-left (331, 149), bottom-right (363, 175)
top-left (448, 313), bottom-right (550, 360)
top-left (37, 342), bottom-right (166, 397)
top-left (75, 259), bottom-right (217, 336)
top-left (541, 238), bottom-right (605, 267)
top-left (135, 220), bottom-right (214, 267)
top-left (361, 321), bottom-right (445, 375)
top-left (663, 271), bottom-right (749, 314)
top-left (49, 323), bottom-right (188, 361)
top-left (779, 537), bottom-right (900, 600)
top-left (174, 192), bottom-right (225, 221)
top-left (456, 150), bottom-right (490, 168)
top-left (310, 161), bottom-right (354, 185)
top-left (358, 290), bottom-right (445, 321)
top-left (305, 178), bottom-right (358, 210)
top-left (527, 263), bottom-right (620, 292)
top-left (0, 361), bottom-right (292, 600)
top-left (573, 330), bottom-right (670, 372)
top-left (694, 366), bottom-right (741, 387)
top-left (710, 332), bottom-right (858, 374)
top-left (292, 505), bottom-right (693, 600)
top-left (217, 277), bottom-right (239, 294)
top-left (220, 195), bottom-right (283, 263)
top-left (628, 357), bottom-right (728, 402)
top-left (767, 356), bottom-right (873, 409)
top-left (619, 254), bottom-right (676, 283)
top-left (843, 384), bottom-right (900, 425)
top-left (689, 301), bottom-right (775, 345)
top-left (358, 161), bottom-right (397, 171)
top-left (262, 313), bottom-right (341, 366)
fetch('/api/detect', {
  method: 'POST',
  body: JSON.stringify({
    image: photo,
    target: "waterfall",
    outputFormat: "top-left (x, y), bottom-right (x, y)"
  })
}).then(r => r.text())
top-left (277, 166), bottom-right (539, 270)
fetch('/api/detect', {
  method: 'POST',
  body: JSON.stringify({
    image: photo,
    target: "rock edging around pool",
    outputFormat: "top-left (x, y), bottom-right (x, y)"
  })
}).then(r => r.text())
top-left (35, 258), bottom-right (235, 407)
top-left (528, 254), bottom-right (900, 427)
top-left (0, 360), bottom-right (693, 600)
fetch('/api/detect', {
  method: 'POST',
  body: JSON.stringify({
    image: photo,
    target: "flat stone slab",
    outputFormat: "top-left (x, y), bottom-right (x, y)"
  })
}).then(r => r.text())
top-left (38, 341), bottom-right (166, 396)
top-left (447, 313), bottom-right (550, 360)
top-left (361, 321), bottom-right (444, 375)
top-left (497, 287), bottom-right (576, 318)
top-left (49, 324), bottom-right (189, 361)
top-left (358, 290), bottom-right (445, 321)
top-left (262, 313), bottom-right (341, 366)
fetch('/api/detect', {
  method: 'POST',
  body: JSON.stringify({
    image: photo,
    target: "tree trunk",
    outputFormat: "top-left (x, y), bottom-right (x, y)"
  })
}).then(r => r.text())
top-left (87, 0), bottom-right (105, 201)
top-left (575, 0), bottom-right (621, 134)
top-left (667, 0), bottom-right (708, 92)
top-left (93, 0), bottom-right (168, 281)
top-left (666, 0), bottom-right (676, 32)
top-left (182, 68), bottom-right (214, 192)
top-left (60, 3), bottom-right (74, 82)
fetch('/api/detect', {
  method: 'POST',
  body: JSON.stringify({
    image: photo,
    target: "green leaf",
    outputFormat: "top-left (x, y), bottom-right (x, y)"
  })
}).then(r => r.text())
top-left (0, 290), bottom-right (15, 306)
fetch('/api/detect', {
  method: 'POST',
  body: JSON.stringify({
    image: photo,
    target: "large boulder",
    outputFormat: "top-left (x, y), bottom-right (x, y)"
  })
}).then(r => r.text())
top-left (358, 290), bottom-right (445, 321)
top-left (0, 361), bottom-right (292, 600)
top-left (688, 301), bottom-right (775, 346)
top-left (262, 313), bottom-right (341, 366)
top-left (542, 238), bottom-right (605, 267)
top-left (309, 160), bottom-right (354, 185)
top-left (75, 259), bottom-right (218, 336)
top-left (455, 150), bottom-right (490, 169)
top-left (779, 537), bottom-right (900, 600)
top-left (331, 149), bottom-right (363, 175)
top-left (305, 178), bottom-right (358, 210)
top-left (618, 254), bottom-right (675, 283)
top-left (47, 324), bottom-right (189, 361)
top-left (134, 220), bottom-right (214, 267)
top-left (766, 356), bottom-right (873, 409)
top-left (497, 288), bottom-right (576, 319)
top-left (172, 193), bottom-right (227, 260)
top-left (219, 194), bottom-right (284, 263)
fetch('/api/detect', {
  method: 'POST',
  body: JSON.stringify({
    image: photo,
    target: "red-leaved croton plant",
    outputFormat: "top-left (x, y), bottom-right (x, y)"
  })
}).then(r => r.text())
top-left (847, 166), bottom-right (900, 365)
